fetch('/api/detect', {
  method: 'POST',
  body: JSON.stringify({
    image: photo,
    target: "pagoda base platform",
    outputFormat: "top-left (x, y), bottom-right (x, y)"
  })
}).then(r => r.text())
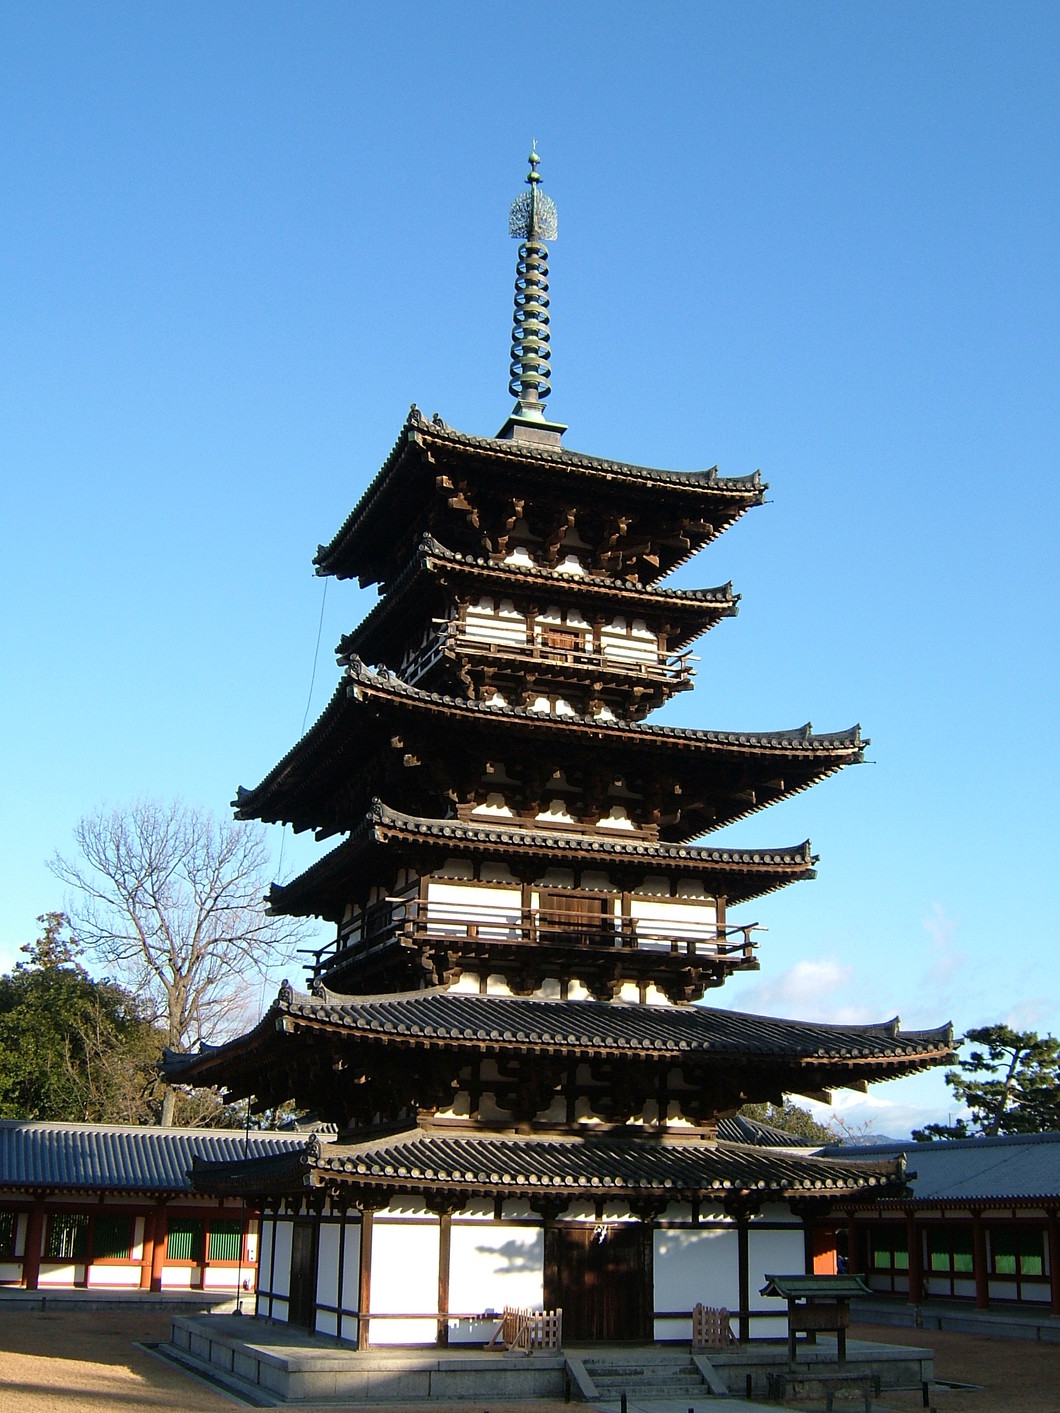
top-left (162, 1314), bottom-right (934, 1405)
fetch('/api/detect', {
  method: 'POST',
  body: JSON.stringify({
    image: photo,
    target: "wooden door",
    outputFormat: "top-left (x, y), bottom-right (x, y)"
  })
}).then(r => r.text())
top-left (545, 1224), bottom-right (652, 1341)
top-left (541, 891), bottom-right (608, 948)
top-left (287, 1222), bottom-right (318, 1330)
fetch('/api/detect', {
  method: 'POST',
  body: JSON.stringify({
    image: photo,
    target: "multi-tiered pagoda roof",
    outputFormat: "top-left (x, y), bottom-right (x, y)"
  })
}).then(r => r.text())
top-left (167, 151), bottom-right (951, 1347)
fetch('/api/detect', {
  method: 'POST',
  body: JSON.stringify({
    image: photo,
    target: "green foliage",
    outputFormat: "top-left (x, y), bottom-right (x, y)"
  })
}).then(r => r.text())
top-left (740, 1099), bottom-right (839, 1145)
top-left (912, 1024), bottom-right (1060, 1141)
top-left (0, 914), bottom-right (166, 1122)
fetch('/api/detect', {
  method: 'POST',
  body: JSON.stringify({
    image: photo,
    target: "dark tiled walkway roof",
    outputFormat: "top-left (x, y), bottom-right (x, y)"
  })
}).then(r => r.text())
top-left (0, 1120), bottom-right (309, 1194)
top-left (823, 1130), bottom-right (1060, 1205)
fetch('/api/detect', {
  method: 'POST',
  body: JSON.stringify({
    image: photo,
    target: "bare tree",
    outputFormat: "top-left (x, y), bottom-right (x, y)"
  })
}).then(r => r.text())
top-left (50, 800), bottom-right (303, 1125)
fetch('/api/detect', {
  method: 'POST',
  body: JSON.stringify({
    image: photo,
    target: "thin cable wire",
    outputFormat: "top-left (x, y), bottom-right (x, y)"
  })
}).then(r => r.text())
top-left (277, 577), bottom-right (329, 881)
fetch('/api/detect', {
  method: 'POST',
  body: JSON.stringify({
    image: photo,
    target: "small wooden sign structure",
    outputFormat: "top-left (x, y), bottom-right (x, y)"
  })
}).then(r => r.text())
top-left (760, 1274), bottom-right (872, 1364)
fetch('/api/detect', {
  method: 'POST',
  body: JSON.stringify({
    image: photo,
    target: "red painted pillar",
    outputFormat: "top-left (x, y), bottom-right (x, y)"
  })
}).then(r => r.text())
top-left (140, 1207), bottom-right (156, 1290)
top-left (972, 1210), bottom-right (989, 1310)
top-left (905, 1209), bottom-right (921, 1304)
top-left (1047, 1211), bottom-right (1060, 1317)
top-left (150, 1201), bottom-right (167, 1292)
top-left (22, 1198), bottom-right (45, 1291)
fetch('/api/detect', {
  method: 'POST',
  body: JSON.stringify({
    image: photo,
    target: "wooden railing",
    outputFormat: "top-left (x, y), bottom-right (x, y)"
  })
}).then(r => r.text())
top-left (488, 1305), bottom-right (563, 1353)
top-left (399, 622), bottom-right (694, 690)
top-left (311, 897), bottom-right (758, 979)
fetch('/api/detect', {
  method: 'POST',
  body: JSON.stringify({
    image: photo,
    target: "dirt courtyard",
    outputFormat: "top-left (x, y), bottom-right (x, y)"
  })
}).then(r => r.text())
top-left (1, 1308), bottom-right (1059, 1412)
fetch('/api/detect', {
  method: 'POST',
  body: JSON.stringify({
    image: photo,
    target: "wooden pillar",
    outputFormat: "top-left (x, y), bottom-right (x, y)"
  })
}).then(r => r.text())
top-left (1047, 1211), bottom-right (1060, 1316)
top-left (139, 1207), bottom-right (156, 1290)
top-left (357, 1209), bottom-right (374, 1350)
top-left (845, 1209), bottom-right (862, 1276)
top-left (150, 1201), bottom-right (167, 1292)
top-left (437, 1212), bottom-right (452, 1348)
top-left (972, 1209), bottom-right (989, 1310)
top-left (737, 1218), bottom-right (750, 1342)
top-left (22, 1197), bottom-right (46, 1291)
top-left (905, 1209), bottom-right (920, 1306)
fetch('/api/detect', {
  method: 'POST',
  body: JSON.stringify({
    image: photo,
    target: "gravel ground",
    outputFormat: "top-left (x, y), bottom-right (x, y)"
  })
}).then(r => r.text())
top-left (1, 1308), bottom-right (1059, 1412)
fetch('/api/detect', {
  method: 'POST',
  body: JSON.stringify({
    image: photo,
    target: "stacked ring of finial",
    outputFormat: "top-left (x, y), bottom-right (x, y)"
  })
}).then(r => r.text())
top-left (509, 240), bottom-right (552, 402)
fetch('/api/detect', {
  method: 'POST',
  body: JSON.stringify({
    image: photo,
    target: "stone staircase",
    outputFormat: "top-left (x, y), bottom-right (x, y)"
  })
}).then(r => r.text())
top-left (579, 1351), bottom-right (716, 1405)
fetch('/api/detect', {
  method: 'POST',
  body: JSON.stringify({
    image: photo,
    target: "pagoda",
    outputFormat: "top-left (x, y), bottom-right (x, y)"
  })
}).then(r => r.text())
top-left (168, 151), bottom-right (951, 1347)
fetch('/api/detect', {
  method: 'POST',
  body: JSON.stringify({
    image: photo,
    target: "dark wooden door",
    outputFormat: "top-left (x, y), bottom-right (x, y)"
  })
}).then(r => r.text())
top-left (545, 1224), bottom-right (652, 1341)
top-left (542, 891), bottom-right (608, 948)
top-left (288, 1222), bottom-right (318, 1330)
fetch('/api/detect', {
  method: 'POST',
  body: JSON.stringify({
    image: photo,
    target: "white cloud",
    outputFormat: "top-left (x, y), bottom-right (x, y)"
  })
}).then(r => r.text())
top-left (725, 956), bottom-right (872, 1023)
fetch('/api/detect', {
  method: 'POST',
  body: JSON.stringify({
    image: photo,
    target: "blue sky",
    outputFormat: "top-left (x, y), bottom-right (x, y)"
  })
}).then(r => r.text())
top-left (2, 4), bottom-right (1057, 1135)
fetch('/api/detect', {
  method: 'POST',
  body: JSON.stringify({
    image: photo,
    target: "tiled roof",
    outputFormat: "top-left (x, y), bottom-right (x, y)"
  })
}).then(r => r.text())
top-left (340, 658), bottom-right (865, 753)
top-left (0, 1120), bottom-right (312, 1195)
top-left (233, 659), bottom-right (865, 839)
top-left (269, 800), bottom-right (817, 920)
top-left (165, 986), bottom-right (952, 1084)
top-left (824, 1130), bottom-right (1060, 1204)
top-left (339, 534), bottom-right (739, 661)
top-left (189, 1125), bottom-right (904, 1202)
top-left (314, 407), bottom-right (766, 582)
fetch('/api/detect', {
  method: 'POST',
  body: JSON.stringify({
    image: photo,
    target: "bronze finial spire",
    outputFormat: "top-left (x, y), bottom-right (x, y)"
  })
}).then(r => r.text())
top-left (499, 144), bottom-right (566, 446)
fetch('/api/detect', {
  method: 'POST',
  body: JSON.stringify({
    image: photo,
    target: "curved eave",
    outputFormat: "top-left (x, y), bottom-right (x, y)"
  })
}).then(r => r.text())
top-left (268, 802), bottom-right (817, 922)
top-left (234, 660), bottom-right (865, 839)
top-left (163, 988), bottom-right (953, 1093)
top-left (338, 537), bottom-right (739, 664)
top-left (187, 1129), bottom-right (907, 1205)
top-left (313, 408), bottom-right (765, 585)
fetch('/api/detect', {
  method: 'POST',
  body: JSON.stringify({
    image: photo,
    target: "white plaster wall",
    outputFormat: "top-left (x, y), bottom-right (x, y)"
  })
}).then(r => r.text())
top-left (340, 1223), bottom-right (362, 1312)
top-left (630, 896), bottom-right (717, 947)
top-left (271, 1220), bottom-right (293, 1299)
top-left (0, 1263), bottom-right (21, 1282)
top-left (86, 1265), bottom-right (139, 1287)
top-left (203, 1269), bottom-right (242, 1290)
top-left (257, 1219), bottom-right (275, 1295)
top-left (370, 1220), bottom-right (440, 1344)
top-left (653, 1227), bottom-right (740, 1313)
top-left (465, 601), bottom-right (526, 646)
top-left (448, 1224), bottom-right (544, 1334)
top-left (747, 1225), bottom-right (806, 1301)
top-left (15, 1211), bottom-right (28, 1257)
top-left (159, 1268), bottom-right (194, 1288)
top-left (316, 1223), bottom-right (340, 1313)
top-left (426, 880), bottom-right (520, 939)
top-left (39, 1264), bottom-right (83, 1287)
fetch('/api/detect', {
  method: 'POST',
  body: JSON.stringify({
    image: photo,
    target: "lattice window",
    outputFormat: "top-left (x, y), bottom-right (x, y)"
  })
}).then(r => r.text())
top-left (0, 1210), bottom-right (16, 1259)
top-left (166, 1218), bottom-right (205, 1262)
top-left (46, 1213), bottom-right (88, 1261)
top-left (207, 1220), bottom-right (243, 1262)
top-left (93, 1213), bottom-right (133, 1261)
top-left (990, 1227), bottom-right (1045, 1278)
top-left (869, 1226), bottom-right (909, 1271)
top-left (927, 1226), bottom-right (973, 1274)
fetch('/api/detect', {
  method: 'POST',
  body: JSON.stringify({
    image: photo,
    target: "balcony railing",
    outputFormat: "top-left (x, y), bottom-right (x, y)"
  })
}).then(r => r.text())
top-left (399, 622), bottom-right (695, 690)
top-left (311, 895), bottom-right (759, 979)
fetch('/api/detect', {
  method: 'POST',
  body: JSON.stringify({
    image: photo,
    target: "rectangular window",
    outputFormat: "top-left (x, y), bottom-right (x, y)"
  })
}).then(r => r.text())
top-left (207, 1220), bottom-right (243, 1262)
top-left (93, 1213), bottom-right (134, 1261)
top-left (0, 1210), bottom-right (16, 1259)
top-left (869, 1226), bottom-right (908, 1272)
top-left (927, 1227), bottom-right (973, 1274)
top-left (990, 1227), bottom-right (1045, 1278)
top-left (166, 1218), bottom-right (205, 1263)
top-left (47, 1214), bottom-right (89, 1261)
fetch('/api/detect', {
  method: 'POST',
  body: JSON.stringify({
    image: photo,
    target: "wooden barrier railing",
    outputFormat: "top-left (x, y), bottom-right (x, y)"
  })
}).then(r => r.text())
top-left (488, 1305), bottom-right (563, 1353)
top-left (692, 1302), bottom-right (737, 1349)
